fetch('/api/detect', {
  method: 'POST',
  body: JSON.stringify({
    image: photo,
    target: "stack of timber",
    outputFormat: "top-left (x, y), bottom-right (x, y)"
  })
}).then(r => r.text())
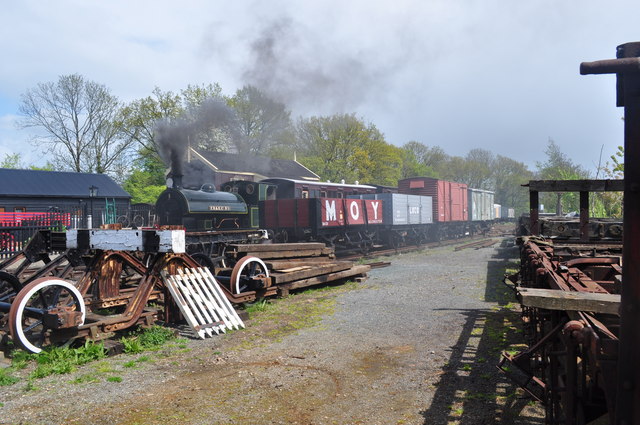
top-left (227, 243), bottom-right (370, 297)
top-left (226, 242), bottom-right (335, 260)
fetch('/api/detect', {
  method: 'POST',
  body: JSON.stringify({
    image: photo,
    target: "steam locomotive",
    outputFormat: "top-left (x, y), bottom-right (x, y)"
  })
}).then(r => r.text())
top-left (155, 176), bottom-right (499, 252)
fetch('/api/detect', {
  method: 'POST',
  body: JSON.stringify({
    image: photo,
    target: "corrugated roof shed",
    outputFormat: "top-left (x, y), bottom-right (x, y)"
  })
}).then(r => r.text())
top-left (0, 169), bottom-right (130, 198)
top-left (191, 149), bottom-right (319, 180)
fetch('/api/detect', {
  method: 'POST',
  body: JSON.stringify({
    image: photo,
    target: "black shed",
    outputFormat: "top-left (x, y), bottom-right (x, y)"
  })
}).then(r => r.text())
top-left (0, 168), bottom-right (131, 227)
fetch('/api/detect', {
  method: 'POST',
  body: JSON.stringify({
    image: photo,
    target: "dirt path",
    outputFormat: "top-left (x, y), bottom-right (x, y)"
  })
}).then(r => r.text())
top-left (0, 238), bottom-right (544, 425)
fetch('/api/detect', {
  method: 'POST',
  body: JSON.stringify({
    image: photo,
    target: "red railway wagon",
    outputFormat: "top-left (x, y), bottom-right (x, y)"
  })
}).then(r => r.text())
top-left (260, 197), bottom-right (383, 246)
top-left (398, 177), bottom-right (468, 222)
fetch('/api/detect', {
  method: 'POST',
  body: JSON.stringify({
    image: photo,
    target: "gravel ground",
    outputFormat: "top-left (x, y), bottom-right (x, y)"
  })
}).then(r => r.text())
top-left (0, 237), bottom-right (544, 425)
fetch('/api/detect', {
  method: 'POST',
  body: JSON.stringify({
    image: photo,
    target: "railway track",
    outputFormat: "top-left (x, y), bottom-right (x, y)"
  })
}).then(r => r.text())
top-left (338, 233), bottom-right (503, 261)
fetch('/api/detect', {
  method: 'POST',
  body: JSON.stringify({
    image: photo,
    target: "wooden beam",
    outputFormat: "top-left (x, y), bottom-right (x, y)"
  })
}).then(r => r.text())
top-left (277, 264), bottom-right (371, 294)
top-left (228, 243), bottom-right (327, 252)
top-left (270, 262), bottom-right (355, 284)
top-left (518, 287), bottom-right (620, 315)
top-left (526, 179), bottom-right (623, 193)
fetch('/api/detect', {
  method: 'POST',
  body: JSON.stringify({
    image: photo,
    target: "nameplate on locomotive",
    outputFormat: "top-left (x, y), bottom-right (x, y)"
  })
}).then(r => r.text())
top-left (208, 205), bottom-right (231, 211)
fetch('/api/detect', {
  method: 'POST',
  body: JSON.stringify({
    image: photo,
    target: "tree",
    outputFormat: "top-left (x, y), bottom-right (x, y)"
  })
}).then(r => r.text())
top-left (492, 155), bottom-right (533, 216)
top-left (0, 153), bottom-right (56, 171)
top-left (19, 74), bottom-right (133, 174)
top-left (400, 141), bottom-right (439, 178)
top-left (119, 87), bottom-right (183, 159)
top-left (0, 153), bottom-right (24, 169)
top-left (227, 85), bottom-right (292, 155)
top-left (295, 114), bottom-right (401, 185)
top-left (402, 141), bottom-right (448, 175)
top-left (536, 139), bottom-right (591, 214)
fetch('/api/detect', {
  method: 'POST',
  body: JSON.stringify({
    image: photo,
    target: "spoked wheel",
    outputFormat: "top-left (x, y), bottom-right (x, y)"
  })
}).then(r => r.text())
top-left (0, 271), bottom-right (20, 301)
top-left (191, 253), bottom-right (228, 275)
top-left (229, 256), bottom-right (270, 295)
top-left (8, 278), bottom-right (86, 353)
top-left (132, 215), bottom-right (144, 228)
top-left (116, 215), bottom-right (130, 228)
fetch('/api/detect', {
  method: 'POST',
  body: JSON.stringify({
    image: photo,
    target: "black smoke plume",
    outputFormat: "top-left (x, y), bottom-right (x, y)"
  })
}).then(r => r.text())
top-left (155, 98), bottom-right (243, 186)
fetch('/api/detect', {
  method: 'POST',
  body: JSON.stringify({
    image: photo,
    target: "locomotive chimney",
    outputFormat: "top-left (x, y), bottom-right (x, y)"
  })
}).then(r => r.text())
top-left (172, 174), bottom-right (183, 189)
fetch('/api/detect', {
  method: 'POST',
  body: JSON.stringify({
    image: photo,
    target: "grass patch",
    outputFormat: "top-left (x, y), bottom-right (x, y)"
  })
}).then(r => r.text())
top-left (121, 325), bottom-right (177, 354)
top-left (106, 376), bottom-right (122, 383)
top-left (93, 361), bottom-right (114, 374)
top-left (71, 373), bottom-right (100, 384)
top-left (23, 380), bottom-right (38, 392)
top-left (0, 368), bottom-right (19, 386)
top-left (27, 341), bottom-right (106, 380)
top-left (230, 281), bottom-right (360, 350)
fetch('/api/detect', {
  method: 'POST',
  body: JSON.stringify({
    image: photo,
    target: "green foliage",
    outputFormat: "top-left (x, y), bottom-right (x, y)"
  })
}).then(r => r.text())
top-left (536, 139), bottom-right (591, 214)
top-left (0, 368), bottom-right (19, 386)
top-left (244, 299), bottom-right (271, 315)
top-left (106, 376), bottom-right (123, 383)
top-left (227, 85), bottom-right (293, 155)
top-left (122, 169), bottom-right (166, 204)
top-left (71, 373), bottom-right (100, 384)
top-left (28, 341), bottom-right (107, 379)
top-left (606, 145), bottom-right (624, 177)
top-left (119, 87), bottom-right (183, 157)
top-left (121, 325), bottom-right (176, 354)
top-left (23, 380), bottom-right (38, 392)
top-left (296, 113), bottom-right (403, 185)
top-left (0, 153), bottom-right (24, 169)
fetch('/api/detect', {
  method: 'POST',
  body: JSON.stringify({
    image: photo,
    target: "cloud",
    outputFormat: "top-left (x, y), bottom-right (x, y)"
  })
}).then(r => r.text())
top-left (0, 0), bottom-right (637, 172)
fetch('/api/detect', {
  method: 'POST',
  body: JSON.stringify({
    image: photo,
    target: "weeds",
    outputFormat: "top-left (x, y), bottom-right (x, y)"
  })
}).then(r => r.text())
top-left (121, 325), bottom-right (176, 354)
top-left (0, 368), bottom-right (19, 386)
top-left (244, 299), bottom-right (271, 315)
top-left (29, 341), bottom-right (106, 380)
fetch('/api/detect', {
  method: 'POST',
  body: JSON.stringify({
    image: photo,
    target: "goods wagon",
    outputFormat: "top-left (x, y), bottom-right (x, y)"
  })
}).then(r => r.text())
top-left (260, 197), bottom-right (383, 249)
top-left (469, 189), bottom-right (494, 221)
top-left (350, 193), bottom-right (432, 225)
top-left (349, 193), bottom-right (434, 246)
top-left (397, 177), bottom-right (468, 222)
top-left (502, 207), bottom-right (515, 220)
top-left (493, 204), bottom-right (502, 220)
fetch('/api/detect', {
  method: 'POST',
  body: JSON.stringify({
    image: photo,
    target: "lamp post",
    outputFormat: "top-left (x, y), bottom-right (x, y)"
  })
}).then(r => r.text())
top-left (88, 185), bottom-right (98, 228)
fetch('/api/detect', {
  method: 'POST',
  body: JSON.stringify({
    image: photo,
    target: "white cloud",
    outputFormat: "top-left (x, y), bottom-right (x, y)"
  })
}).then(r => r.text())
top-left (0, 0), bottom-right (637, 172)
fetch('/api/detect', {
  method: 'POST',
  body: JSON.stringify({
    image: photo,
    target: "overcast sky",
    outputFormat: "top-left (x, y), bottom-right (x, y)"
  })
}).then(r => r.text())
top-left (0, 1), bottom-right (637, 173)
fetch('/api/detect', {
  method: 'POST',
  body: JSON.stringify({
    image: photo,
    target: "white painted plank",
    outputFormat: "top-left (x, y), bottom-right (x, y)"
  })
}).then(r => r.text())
top-left (173, 274), bottom-right (214, 337)
top-left (180, 269), bottom-right (226, 334)
top-left (165, 276), bottom-right (206, 339)
top-left (201, 267), bottom-right (245, 329)
top-left (193, 268), bottom-right (240, 330)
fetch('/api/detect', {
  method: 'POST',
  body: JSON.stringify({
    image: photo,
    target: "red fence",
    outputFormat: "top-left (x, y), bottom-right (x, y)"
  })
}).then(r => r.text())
top-left (0, 212), bottom-right (72, 227)
top-left (0, 212), bottom-right (71, 258)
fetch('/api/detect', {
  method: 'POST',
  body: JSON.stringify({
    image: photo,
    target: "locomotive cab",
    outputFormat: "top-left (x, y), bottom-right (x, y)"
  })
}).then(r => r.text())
top-left (221, 181), bottom-right (277, 228)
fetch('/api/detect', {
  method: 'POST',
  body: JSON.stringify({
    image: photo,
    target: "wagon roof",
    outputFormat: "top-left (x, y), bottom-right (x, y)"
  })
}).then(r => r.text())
top-left (0, 168), bottom-right (130, 198)
top-left (261, 178), bottom-right (377, 189)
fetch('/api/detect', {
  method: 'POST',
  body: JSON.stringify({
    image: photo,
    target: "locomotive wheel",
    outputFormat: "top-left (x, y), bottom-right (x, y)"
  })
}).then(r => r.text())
top-left (8, 278), bottom-right (86, 353)
top-left (229, 256), bottom-right (270, 294)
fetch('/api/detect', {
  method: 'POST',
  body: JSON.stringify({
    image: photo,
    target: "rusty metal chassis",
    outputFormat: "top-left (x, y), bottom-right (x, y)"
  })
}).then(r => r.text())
top-left (502, 237), bottom-right (621, 424)
top-left (0, 235), bottom-right (201, 346)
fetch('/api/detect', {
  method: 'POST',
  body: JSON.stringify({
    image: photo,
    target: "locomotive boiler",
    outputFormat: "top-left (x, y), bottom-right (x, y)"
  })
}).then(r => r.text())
top-left (156, 182), bottom-right (249, 231)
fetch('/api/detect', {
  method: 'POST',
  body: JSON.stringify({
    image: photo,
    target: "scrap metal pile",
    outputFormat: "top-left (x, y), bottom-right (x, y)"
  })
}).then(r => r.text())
top-left (0, 228), bottom-right (369, 353)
